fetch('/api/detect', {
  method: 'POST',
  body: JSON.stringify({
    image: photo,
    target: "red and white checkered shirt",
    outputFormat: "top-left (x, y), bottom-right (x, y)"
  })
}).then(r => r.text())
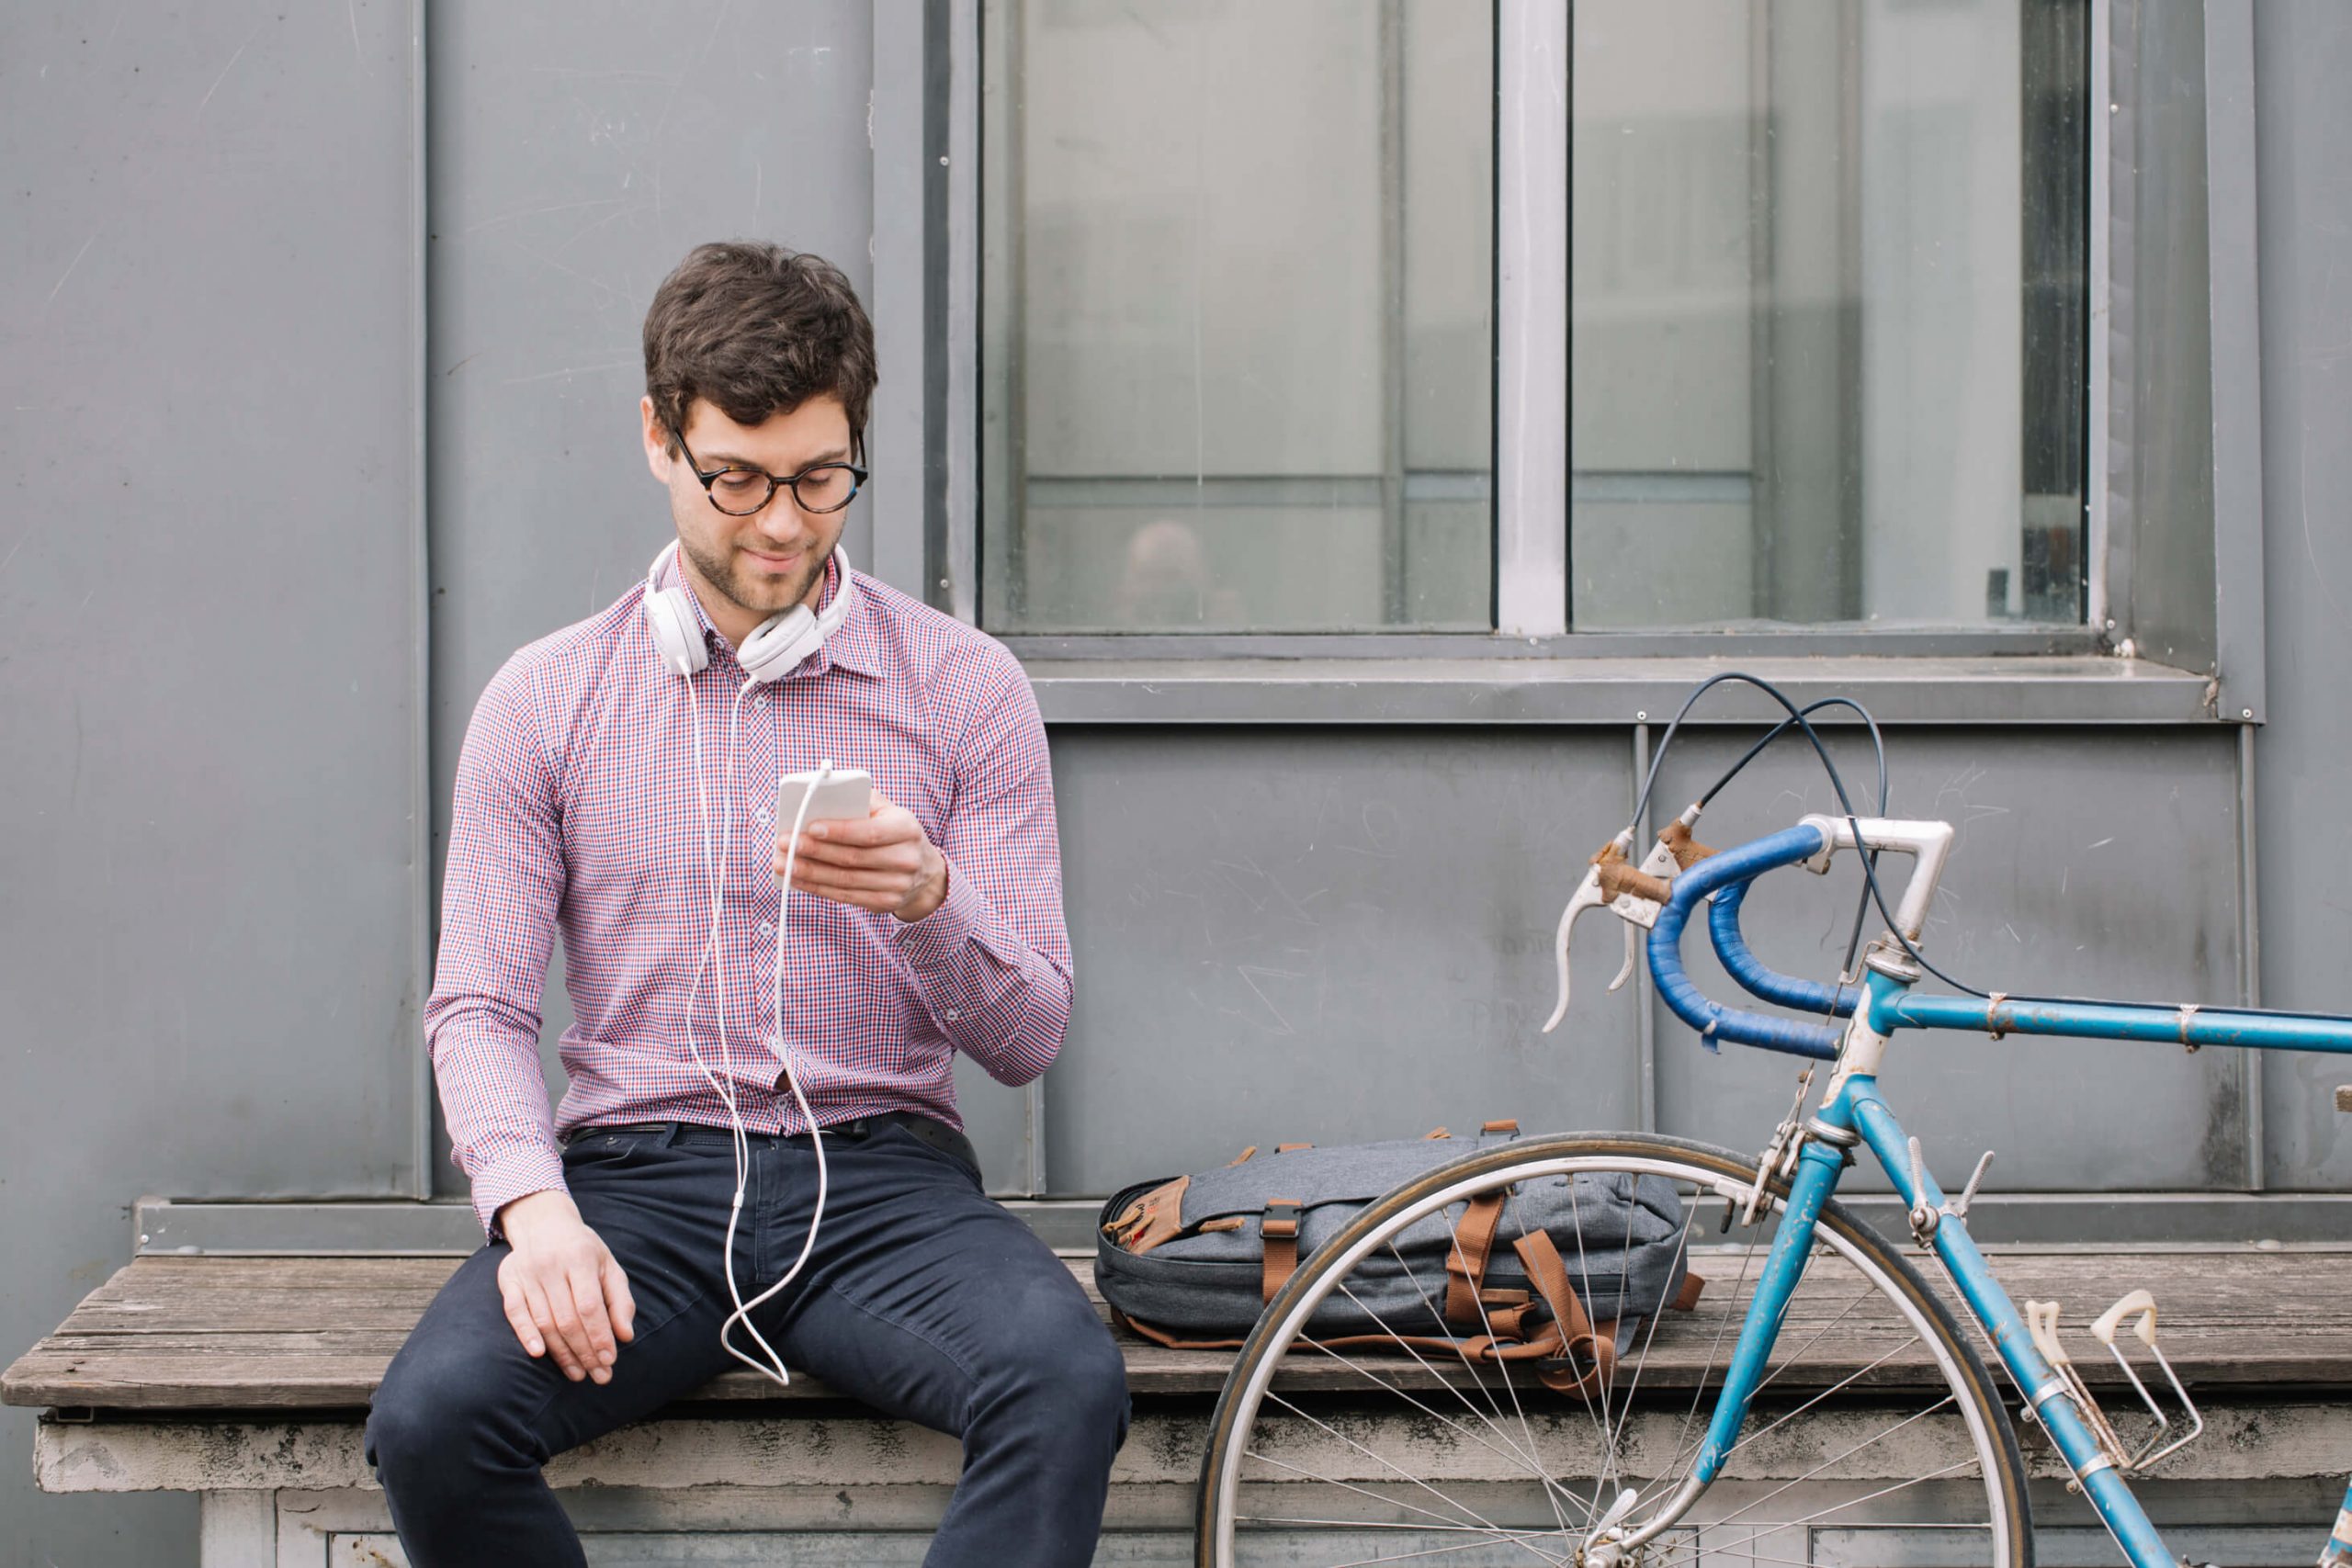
top-left (426, 555), bottom-right (1072, 1235)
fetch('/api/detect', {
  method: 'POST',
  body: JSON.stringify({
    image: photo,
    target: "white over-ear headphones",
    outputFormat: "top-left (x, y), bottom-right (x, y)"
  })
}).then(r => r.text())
top-left (643, 538), bottom-right (858, 683)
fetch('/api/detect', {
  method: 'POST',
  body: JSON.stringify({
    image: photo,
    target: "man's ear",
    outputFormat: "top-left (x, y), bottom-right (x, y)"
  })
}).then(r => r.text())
top-left (640, 396), bottom-right (673, 486)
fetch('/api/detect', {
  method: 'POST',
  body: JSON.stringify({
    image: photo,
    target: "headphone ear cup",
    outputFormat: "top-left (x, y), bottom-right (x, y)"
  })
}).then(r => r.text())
top-left (737, 606), bottom-right (818, 684)
top-left (645, 585), bottom-right (707, 676)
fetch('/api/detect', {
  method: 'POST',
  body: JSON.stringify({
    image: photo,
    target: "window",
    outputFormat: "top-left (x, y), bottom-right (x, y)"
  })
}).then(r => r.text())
top-left (979, 0), bottom-right (2089, 637)
top-left (979, 0), bottom-right (1493, 633)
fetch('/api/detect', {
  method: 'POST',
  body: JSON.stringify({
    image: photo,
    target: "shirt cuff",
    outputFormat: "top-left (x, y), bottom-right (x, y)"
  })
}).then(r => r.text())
top-left (469, 1143), bottom-right (571, 1240)
top-left (892, 855), bottom-right (988, 969)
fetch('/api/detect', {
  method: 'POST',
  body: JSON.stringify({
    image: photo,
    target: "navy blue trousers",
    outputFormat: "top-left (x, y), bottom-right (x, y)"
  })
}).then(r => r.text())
top-left (365, 1121), bottom-right (1129, 1567)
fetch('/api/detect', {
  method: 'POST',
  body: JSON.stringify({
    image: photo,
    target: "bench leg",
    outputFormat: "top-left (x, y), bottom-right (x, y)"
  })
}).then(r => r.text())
top-left (198, 1491), bottom-right (275, 1567)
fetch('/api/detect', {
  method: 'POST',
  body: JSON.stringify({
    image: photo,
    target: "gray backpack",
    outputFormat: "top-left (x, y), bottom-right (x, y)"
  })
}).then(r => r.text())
top-left (1094, 1123), bottom-right (1701, 1395)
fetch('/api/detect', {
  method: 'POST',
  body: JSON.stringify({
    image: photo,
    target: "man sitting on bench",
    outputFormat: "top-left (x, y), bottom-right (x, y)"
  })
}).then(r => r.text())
top-left (363, 241), bottom-right (1127, 1568)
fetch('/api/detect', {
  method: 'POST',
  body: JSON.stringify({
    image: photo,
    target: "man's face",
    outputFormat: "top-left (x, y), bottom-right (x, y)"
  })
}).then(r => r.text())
top-left (640, 393), bottom-right (854, 644)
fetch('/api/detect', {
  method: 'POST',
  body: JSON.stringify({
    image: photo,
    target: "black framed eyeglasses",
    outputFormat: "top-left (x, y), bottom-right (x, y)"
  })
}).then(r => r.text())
top-left (671, 427), bottom-right (868, 517)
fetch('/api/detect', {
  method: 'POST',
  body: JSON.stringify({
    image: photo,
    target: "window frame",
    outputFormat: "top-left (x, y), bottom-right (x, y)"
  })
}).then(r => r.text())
top-left (865, 0), bottom-right (2261, 728)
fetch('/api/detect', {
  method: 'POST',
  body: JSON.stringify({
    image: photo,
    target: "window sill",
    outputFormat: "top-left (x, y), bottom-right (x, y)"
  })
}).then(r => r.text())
top-left (1020, 653), bottom-right (2220, 726)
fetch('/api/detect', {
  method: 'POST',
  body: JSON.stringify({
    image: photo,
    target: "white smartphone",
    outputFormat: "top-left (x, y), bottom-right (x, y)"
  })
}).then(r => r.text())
top-left (776, 768), bottom-right (875, 828)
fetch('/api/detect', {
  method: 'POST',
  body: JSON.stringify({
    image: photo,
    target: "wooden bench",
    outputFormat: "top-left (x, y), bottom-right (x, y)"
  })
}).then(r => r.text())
top-left (12, 1245), bottom-right (2352, 1563)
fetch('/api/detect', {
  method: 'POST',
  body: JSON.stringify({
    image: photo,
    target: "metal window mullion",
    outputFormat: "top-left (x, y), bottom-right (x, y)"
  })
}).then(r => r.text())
top-left (870, 0), bottom-right (931, 600)
top-left (2085, 0), bottom-right (2112, 634)
top-left (407, 0), bottom-right (433, 1199)
top-left (2203, 0), bottom-right (2266, 723)
top-left (1381, 0), bottom-right (1409, 627)
top-left (1495, 0), bottom-right (1569, 638)
top-left (945, 0), bottom-right (980, 626)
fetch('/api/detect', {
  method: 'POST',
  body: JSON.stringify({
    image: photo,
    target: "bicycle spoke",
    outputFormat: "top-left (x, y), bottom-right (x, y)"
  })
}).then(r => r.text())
top-left (1741, 1277), bottom-right (1883, 1403)
top-left (1703, 1393), bottom-right (1960, 1533)
top-left (1442, 1203), bottom-right (1582, 1544)
top-left (1600, 1189), bottom-right (1703, 1416)
top-left (1260, 1389), bottom-right (1541, 1551)
top-left (1715, 1334), bottom-right (1923, 1467)
top-left (1578, 1184), bottom-right (1706, 1494)
top-left (1303, 1295), bottom-right (1599, 1526)
top-left (1238, 1447), bottom-right (1533, 1547)
top-left (1232, 1517), bottom-right (1579, 1568)
top-left (1560, 1179), bottom-right (1624, 1518)
top-left (1376, 1234), bottom-right (1586, 1540)
top-left (1661, 1211), bottom-right (1766, 1495)
top-left (1693, 1456), bottom-right (1982, 1558)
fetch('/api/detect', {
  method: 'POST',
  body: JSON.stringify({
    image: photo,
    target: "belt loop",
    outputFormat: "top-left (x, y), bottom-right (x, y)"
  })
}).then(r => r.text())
top-left (656, 1122), bottom-right (686, 1149)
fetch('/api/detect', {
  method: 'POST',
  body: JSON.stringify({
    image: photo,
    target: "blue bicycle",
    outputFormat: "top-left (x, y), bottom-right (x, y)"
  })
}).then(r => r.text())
top-left (1193, 676), bottom-right (2352, 1567)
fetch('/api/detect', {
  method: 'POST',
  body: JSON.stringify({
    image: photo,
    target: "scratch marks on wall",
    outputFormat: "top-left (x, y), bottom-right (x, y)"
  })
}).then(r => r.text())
top-left (38, 232), bottom-right (97, 319)
top-left (195, 22), bottom-right (264, 123)
top-left (497, 360), bottom-right (637, 388)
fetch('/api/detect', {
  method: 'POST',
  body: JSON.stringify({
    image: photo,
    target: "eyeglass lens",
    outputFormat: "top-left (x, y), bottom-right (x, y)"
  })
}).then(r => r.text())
top-left (707, 464), bottom-right (859, 516)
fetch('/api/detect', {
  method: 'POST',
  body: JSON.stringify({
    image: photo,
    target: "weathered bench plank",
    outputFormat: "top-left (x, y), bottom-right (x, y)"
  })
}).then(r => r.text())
top-left (10, 1246), bottom-right (2350, 1414)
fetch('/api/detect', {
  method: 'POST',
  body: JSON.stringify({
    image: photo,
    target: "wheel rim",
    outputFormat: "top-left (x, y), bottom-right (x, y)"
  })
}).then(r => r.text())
top-left (1200, 1141), bottom-right (2026, 1566)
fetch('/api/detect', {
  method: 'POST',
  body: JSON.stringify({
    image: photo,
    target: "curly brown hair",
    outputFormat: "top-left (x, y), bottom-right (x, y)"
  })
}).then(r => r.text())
top-left (641, 242), bottom-right (877, 456)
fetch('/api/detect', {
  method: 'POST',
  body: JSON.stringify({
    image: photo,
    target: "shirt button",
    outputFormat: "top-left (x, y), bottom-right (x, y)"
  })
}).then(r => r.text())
top-left (754, 693), bottom-right (769, 708)
top-left (943, 1008), bottom-right (960, 1022)
top-left (757, 920), bottom-right (775, 938)
top-left (753, 807), bottom-right (774, 826)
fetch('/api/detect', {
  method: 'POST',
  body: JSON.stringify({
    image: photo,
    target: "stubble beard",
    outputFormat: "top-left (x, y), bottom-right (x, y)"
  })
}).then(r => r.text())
top-left (680, 532), bottom-right (828, 627)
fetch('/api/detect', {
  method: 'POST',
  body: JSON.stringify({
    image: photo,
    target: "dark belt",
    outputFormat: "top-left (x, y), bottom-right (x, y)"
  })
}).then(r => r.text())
top-left (568, 1111), bottom-right (978, 1174)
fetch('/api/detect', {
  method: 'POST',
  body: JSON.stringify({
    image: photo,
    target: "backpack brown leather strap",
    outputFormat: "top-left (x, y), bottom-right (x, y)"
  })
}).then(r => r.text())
top-left (1443, 1191), bottom-right (1508, 1326)
top-left (1261, 1200), bottom-right (1303, 1303)
top-left (1511, 1229), bottom-right (1616, 1399)
top-left (1109, 1303), bottom-right (1246, 1352)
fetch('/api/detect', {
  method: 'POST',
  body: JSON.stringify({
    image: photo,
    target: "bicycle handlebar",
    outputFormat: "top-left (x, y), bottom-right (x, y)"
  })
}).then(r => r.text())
top-left (1649, 826), bottom-right (1847, 1059)
top-left (1650, 815), bottom-right (1957, 1060)
top-left (1708, 881), bottom-right (1863, 1019)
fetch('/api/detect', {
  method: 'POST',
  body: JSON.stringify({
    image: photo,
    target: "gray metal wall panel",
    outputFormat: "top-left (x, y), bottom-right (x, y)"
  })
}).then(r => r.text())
top-left (423, 2), bottom-right (887, 1191)
top-left (1041, 729), bottom-right (1645, 1193)
top-left (1644, 729), bottom-right (2247, 1190)
top-left (0, 5), bottom-right (424, 1563)
top-left (2250, 0), bottom-right (2352, 1189)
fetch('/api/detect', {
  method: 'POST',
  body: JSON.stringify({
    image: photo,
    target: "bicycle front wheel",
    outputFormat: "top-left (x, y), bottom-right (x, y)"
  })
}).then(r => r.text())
top-left (1193, 1131), bottom-right (2030, 1566)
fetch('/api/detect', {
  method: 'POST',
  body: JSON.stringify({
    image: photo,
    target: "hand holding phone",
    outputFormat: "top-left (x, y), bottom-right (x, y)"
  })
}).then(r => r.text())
top-left (775, 767), bottom-right (875, 829)
top-left (772, 771), bottom-right (949, 922)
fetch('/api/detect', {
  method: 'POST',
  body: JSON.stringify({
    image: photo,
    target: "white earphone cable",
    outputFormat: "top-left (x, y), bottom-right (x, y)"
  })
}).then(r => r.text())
top-left (706, 759), bottom-right (836, 1383)
top-left (655, 552), bottom-right (844, 1389)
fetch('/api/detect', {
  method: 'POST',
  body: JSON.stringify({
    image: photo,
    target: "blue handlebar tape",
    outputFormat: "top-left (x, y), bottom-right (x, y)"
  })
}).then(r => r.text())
top-left (1709, 881), bottom-right (1864, 1019)
top-left (1647, 823), bottom-right (1845, 1059)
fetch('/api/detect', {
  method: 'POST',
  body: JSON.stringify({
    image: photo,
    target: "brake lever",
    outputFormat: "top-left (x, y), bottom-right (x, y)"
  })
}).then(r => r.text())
top-left (1607, 830), bottom-right (1688, 991)
top-left (1543, 847), bottom-right (1619, 1034)
top-left (1545, 807), bottom-right (1709, 1035)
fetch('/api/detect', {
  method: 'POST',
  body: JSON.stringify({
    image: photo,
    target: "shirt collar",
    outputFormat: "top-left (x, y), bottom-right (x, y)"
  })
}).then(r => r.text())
top-left (666, 547), bottom-right (882, 681)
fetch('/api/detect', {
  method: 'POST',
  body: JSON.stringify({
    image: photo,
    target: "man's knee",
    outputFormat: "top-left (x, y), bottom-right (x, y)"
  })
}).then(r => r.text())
top-left (365, 1359), bottom-right (444, 1497)
top-left (982, 1294), bottom-right (1130, 1454)
top-left (367, 1328), bottom-right (539, 1502)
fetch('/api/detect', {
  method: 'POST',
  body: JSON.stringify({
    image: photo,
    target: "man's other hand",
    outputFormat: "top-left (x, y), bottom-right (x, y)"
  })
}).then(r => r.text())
top-left (494, 1189), bottom-right (638, 1383)
top-left (775, 789), bottom-right (948, 923)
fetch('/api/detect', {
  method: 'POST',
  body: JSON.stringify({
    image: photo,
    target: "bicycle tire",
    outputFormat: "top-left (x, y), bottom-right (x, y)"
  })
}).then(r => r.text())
top-left (1193, 1131), bottom-right (2032, 1565)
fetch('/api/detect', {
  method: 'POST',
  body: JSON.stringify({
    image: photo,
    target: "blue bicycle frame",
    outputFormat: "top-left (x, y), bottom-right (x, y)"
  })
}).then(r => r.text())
top-left (1642, 812), bottom-right (2352, 1568)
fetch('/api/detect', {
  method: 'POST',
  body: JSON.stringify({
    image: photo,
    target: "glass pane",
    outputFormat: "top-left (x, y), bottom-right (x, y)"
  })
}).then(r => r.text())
top-left (1570, 0), bottom-right (2088, 628)
top-left (980, 0), bottom-right (1494, 633)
